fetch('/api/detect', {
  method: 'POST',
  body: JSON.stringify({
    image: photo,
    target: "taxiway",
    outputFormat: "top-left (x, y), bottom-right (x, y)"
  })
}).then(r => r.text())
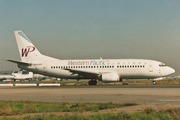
top-left (0, 85), bottom-right (180, 110)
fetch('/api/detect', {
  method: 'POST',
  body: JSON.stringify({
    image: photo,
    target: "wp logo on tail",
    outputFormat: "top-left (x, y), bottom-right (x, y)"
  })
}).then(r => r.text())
top-left (22, 46), bottom-right (35, 57)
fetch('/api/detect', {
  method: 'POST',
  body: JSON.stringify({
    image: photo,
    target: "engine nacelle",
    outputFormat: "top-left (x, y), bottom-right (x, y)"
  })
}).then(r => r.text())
top-left (101, 73), bottom-right (120, 82)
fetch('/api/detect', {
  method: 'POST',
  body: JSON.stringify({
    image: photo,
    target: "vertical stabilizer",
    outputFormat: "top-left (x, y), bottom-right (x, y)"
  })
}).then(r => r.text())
top-left (14, 31), bottom-right (42, 63)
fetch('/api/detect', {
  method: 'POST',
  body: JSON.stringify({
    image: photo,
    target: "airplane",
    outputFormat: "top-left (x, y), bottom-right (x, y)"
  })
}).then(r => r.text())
top-left (12, 70), bottom-right (33, 81)
top-left (6, 31), bottom-right (175, 85)
top-left (0, 70), bottom-right (33, 82)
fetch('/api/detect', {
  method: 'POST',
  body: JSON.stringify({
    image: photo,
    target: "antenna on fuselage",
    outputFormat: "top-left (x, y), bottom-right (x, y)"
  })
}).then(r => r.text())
top-left (100, 57), bottom-right (102, 60)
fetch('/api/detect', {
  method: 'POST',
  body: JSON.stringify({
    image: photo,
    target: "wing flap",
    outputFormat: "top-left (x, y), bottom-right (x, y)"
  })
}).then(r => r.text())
top-left (65, 68), bottom-right (100, 78)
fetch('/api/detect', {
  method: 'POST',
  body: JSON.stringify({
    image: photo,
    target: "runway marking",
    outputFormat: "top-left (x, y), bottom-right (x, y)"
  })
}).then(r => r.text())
top-left (159, 99), bottom-right (180, 102)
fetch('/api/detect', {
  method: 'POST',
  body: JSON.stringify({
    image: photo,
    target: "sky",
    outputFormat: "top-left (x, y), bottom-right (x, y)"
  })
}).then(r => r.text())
top-left (0, 0), bottom-right (180, 76)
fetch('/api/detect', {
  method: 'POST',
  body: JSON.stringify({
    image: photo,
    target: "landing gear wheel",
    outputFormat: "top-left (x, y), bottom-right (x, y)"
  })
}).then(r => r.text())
top-left (94, 81), bottom-right (97, 85)
top-left (88, 80), bottom-right (97, 85)
top-left (153, 81), bottom-right (156, 85)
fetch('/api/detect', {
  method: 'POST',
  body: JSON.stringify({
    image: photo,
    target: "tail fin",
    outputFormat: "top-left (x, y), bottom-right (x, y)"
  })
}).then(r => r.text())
top-left (14, 31), bottom-right (42, 63)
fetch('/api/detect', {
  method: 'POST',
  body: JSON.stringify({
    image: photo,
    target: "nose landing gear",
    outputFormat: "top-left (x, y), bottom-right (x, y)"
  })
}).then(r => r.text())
top-left (153, 80), bottom-right (156, 85)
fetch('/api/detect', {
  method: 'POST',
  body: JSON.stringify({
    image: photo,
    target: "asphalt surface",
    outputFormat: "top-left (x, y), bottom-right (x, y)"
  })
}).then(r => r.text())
top-left (0, 84), bottom-right (180, 110)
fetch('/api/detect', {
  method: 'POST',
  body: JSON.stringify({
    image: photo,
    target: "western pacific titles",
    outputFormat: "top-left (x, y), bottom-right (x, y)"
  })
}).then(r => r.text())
top-left (68, 60), bottom-right (105, 66)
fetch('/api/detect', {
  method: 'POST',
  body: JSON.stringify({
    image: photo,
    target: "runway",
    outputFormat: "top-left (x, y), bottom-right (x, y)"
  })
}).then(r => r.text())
top-left (0, 85), bottom-right (180, 109)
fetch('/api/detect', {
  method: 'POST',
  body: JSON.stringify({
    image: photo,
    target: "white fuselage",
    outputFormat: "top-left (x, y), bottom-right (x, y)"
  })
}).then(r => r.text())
top-left (18, 57), bottom-right (175, 80)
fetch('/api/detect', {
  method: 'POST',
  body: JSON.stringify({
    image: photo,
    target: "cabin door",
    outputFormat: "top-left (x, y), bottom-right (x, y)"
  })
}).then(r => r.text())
top-left (149, 63), bottom-right (153, 72)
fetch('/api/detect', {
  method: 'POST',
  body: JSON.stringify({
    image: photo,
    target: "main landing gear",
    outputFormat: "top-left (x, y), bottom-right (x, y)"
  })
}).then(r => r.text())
top-left (88, 79), bottom-right (97, 85)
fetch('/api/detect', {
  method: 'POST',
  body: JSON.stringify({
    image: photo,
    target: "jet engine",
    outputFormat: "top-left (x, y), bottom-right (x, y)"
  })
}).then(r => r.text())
top-left (100, 73), bottom-right (120, 82)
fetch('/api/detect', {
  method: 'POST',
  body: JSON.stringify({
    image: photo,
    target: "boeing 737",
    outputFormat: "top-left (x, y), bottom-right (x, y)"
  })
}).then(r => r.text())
top-left (7, 31), bottom-right (175, 85)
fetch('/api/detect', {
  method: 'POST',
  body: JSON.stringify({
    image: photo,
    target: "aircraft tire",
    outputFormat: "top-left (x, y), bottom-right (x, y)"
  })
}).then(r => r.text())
top-left (94, 81), bottom-right (97, 85)
top-left (153, 81), bottom-right (156, 85)
top-left (88, 81), bottom-right (91, 85)
top-left (88, 81), bottom-right (97, 85)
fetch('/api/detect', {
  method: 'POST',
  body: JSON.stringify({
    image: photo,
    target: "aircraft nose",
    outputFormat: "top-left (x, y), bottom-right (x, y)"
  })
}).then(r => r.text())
top-left (169, 67), bottom-right (175, 75)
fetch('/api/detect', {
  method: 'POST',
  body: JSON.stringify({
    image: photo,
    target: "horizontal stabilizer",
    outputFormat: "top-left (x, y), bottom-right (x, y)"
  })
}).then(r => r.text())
top-left (6, 60), bottom-right (31, 66)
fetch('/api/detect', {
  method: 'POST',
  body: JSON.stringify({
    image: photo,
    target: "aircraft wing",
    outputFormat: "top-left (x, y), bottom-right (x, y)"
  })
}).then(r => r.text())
top-left (65, 68), bottom-right (100, 78)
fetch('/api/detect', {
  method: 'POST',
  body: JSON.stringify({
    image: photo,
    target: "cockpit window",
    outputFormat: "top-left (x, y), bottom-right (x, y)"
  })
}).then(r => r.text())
top-left (159, 63), bottom-right (167, 67)
top-left (22, 71), bottom-right (29, 74)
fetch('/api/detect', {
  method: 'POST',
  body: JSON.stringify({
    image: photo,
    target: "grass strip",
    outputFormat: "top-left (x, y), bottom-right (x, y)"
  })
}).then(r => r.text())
top-left (0, 112), bottom-right (178, 120)
top-left (1, 102), bottom-right (180, 120)
top-left (0, 101), bottom-right (137, 116)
